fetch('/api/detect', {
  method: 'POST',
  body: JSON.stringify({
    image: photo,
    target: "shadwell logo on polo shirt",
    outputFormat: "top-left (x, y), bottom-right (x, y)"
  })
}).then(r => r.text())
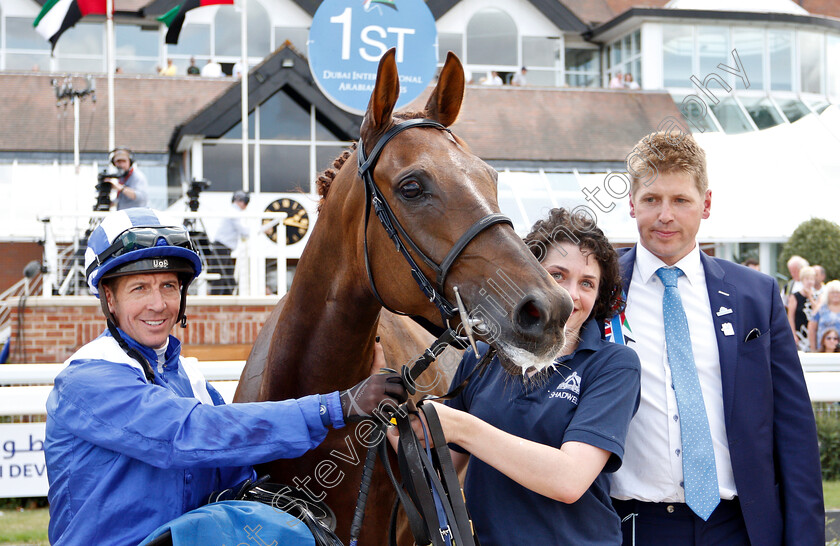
top-left (549, 371), bottom-right (581, 404)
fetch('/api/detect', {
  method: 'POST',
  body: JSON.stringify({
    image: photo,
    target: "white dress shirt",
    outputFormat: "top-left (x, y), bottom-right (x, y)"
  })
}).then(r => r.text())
top-left (213, 203), bottom-right (249, 251)
top-left (611, 243), bottom-right (737, 502)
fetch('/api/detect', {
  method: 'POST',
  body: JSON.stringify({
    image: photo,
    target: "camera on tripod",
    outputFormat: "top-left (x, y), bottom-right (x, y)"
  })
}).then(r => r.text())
top-left (95, 167), bottom-right (122, 211)
top-left (186, 178), bottom-right (211, 212)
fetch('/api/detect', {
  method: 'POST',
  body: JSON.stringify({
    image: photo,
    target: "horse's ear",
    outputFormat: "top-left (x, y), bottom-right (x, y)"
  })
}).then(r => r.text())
top-left (424, 51), bottom-right (464, 127)
top-left (361, 48), bottom-right (400, 144)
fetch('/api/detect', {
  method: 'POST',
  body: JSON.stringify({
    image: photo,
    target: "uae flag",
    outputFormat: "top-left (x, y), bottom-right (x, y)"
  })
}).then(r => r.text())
top-left (34, 0), bottom-right (107, 50)
top-left (158, 0), bottom-right (234, 45)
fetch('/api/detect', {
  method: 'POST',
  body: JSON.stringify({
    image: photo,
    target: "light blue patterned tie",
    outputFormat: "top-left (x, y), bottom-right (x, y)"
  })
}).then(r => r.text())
top-left (656, 267), bottom-right (720, 521)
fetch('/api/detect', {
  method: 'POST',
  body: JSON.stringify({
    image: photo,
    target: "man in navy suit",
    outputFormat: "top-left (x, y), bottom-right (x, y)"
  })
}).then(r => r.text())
top-left (609, 131), bottom-right (823, 545)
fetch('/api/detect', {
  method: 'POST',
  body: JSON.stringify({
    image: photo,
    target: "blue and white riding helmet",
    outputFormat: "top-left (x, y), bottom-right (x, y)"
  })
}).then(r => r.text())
top-left (85, 208), bottom-right (202, 324)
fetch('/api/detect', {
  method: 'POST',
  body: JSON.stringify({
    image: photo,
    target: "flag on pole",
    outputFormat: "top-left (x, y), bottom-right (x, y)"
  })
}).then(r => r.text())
top-left (158, 0), bottom-right (234, 45)
top-left (34, 0), bottom-right (107, 49)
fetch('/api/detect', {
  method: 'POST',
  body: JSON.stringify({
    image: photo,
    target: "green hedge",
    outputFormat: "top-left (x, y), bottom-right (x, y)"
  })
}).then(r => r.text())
top-left (778, 218), bottom-right (840, 282)
top-left (818, 410), bottom-right (840, 480)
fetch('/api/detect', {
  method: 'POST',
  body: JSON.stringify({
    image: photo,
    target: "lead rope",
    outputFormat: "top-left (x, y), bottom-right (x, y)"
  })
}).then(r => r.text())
top-left (348, 327), bottom-right (494, 546)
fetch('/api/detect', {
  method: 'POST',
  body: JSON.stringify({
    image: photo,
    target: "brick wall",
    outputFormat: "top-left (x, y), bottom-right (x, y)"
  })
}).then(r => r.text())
top-left (0, 242), bottom-right (43, 293)
top-left (6, 296), bottom-right (277, 364)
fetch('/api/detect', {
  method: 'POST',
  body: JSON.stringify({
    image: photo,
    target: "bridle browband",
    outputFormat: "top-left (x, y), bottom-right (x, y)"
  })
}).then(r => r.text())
top-left (357, 118), bottom-right (512, 326)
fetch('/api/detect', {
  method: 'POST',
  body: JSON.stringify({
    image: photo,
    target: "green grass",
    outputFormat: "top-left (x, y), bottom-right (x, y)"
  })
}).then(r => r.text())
top-left (827, 481), bottom-right (840, 510)
top-left (0, 486), bottom-right (835, 543)
top-left (0, 507), bottom-right (49, 545)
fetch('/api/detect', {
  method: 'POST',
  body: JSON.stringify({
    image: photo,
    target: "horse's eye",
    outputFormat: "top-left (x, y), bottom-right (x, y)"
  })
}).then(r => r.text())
top-left (400, 181), bottom-right (423, 200)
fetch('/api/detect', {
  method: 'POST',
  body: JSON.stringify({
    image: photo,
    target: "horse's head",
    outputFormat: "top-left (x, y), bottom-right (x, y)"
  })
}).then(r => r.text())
top-left (340, 49), bottom-right (573, 375)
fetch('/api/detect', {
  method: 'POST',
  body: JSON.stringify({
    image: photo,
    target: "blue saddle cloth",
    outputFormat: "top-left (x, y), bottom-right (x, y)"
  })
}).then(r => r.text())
top-left (139, 501), bottom-right (316, 546)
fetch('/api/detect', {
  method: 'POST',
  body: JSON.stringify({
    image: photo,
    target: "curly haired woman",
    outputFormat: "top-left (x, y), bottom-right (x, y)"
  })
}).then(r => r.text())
top-left (394, 207), bottom-right (641, 545)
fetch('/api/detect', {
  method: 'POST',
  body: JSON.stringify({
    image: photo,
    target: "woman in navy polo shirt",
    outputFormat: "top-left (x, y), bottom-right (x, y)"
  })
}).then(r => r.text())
top-left (417, 208), bottom-right (641, 545)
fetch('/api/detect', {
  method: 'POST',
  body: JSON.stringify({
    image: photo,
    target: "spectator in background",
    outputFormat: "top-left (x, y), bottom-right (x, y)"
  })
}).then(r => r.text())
top-left (814, 265), bottom-right (826, 296)
top-left (623, 73), bottom-right (640, 90)
top-left (187, 57), bottom-right (200, 76)
top-left (109, 147), bottom-right (148, 211)
top-left (809, 280), bottom-right (840, 352)
top-left (481, 71), bottom-right (503, 86)
top-left (201, 58), bottom-right (223, 78)
top-left (159, 58), bottom-right (177, 76)
top-left (742, 258), bottom-right (760, 271)
top-left (511, 66), bottom-right (528, 86)
top-left (609, 71), bottom-right (624, 89)
top-left (232, 60), bottom-right (245, 79)
top-left (788, 266), bottom-right (818, 351)
top-left (819, 328), bottom-right (840, 353)
top-left (209, 191), bottom-right (251, 295)
top-left (783, 255), bottom-right (809, 305)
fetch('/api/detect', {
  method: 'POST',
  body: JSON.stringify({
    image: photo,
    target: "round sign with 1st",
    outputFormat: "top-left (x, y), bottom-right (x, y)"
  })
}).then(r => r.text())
top-left (308, 0), bottom-right (438, 115)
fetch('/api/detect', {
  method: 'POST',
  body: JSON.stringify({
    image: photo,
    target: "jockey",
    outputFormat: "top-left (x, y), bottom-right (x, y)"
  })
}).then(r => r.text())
top-left (45, 208), bottom-right (406, 545)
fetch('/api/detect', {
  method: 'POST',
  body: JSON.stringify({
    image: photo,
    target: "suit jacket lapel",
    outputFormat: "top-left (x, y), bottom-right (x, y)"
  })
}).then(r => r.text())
top-left (619, 246), bottom-right (635, 297)
top-left (700, 252), bottom-right (738, 425)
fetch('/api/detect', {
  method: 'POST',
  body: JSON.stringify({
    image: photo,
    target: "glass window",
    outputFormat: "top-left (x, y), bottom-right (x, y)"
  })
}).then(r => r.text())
top-left (663, 25), bottom-right (693, 88)
top-left (525, 70), bottom-right (557, 87)
top-left (438, 33), bottom-right (462, 64)
top-left (671, 93), bottom-right (718, 133)
top-left (316, 145), bottom-right (350, 177)
top-left (116, 24), bottom-right (159, 58)
top-left (223, 111), bottom-right (256, 139)
top-left (768, 29), bottom-right (793, 91)
top-left (56, 57), bottom-right (105, 73)
top-left (54, 23), bottom-right (102, 56)
top-left (523, 37), bottom-right (556, 68)
top-left (565, 48), bottom-right (597, 73)
top-left (611, 43), bottom-right (621, 67)
top-left (774, 97), bottom-right (810, 123)
top-left (259, 145), bottom-right (309, 192)
top-left (697, 26), bottom-right (729, 78)
top-left (798, 31), bottom-right (823, 94)
top-left (214, 1), bottom-right (271, 58)
top-left (466, 8), bottom-right (517, 66)
top-left (202, 142), bottom-right (254, 191)
top-left (545, 172), bottom-right (579, 192)
top-left (259, 91), bottom-right (310, 140)
top-left (802, 95), bottom-right (830, 114)
top-left (565, 72), bottom-right (597, 87)
top-left (631, 29), bottom-right (641, 57)
top-left (6, 53), bottom-right (50, 71)
top-left (117, 59), bottom-right (158, 74)
top-left (732, 28), bottom-right (763, 91)
top-left (7, 17), bottom-right (50, 50)
top-left (314, 112), bottom-right (343, 141)
top-left (827, 34), bottom-right (840, 99)
top-left (710, 97), bottom-right (753, 134)
top-left (739, 96), bottom-right (784, 130)
top-left (274, 27), bottom-right (309, 50)
top-left (168, 24), bottom-right (210, 56)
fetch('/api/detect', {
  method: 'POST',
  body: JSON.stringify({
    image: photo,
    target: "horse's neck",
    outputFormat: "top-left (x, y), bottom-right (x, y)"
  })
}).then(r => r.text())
top-left (264, 213), bottom-right (380, 398)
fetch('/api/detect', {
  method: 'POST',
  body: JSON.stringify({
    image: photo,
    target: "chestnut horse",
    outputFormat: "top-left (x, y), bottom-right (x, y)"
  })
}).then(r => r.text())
top-left (234, 50), bottom-right (573, 544)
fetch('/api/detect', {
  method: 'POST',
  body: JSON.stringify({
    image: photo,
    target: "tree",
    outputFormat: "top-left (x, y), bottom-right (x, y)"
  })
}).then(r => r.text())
top-left (778, 218), bottom-right (840, 282)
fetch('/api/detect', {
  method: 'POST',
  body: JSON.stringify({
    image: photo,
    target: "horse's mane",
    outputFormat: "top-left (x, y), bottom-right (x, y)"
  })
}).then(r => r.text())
top-left (315, 112), bottom-right (427, 212)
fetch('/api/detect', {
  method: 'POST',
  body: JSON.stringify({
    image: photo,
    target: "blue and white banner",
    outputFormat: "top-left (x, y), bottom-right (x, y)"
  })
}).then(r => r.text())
top-left (0, 423), bottom-right (47, 498)
top-left (308, 0), bottom-right (438, 115)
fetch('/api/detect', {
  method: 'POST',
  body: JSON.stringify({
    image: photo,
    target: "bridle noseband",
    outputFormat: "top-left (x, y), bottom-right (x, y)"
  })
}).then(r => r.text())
top-left (357, 118), bottom-right (512, 325)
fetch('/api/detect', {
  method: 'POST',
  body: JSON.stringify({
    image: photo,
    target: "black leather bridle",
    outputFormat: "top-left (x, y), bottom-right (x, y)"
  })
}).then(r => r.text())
top-left (357, 118), bottom-right (513, 326)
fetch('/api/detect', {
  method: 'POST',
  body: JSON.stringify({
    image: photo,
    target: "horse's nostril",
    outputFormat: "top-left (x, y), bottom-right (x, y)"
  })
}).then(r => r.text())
top-left (523, 301), bottom-right (541, 318)
top-left (514, 296), bottom-right (545, 335)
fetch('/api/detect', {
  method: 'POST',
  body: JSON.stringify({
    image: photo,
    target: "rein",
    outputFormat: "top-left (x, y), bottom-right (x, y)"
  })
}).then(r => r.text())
top-left (357, 118), bottom-right (512, 325)
top-left (350, 118), bottom-right (509, 545)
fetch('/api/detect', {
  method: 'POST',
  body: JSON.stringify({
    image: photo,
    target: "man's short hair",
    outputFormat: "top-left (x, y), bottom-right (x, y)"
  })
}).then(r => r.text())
top-left (787, 255), bottom-right (809, 269)
top-left (628, 131), bottom-right (708, 197)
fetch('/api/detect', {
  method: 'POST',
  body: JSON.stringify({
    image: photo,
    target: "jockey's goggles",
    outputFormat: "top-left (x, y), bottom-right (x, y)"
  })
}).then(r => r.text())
top-left (87, 226), bottom-right (196, 277)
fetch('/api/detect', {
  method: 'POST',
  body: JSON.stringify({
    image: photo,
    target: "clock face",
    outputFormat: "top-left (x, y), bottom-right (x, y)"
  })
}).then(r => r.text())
top-left (264, 198), bottom-right (310, 245)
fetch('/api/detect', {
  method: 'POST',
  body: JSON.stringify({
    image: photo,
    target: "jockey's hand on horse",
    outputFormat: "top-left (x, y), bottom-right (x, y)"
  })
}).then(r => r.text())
top-left (340, 341), bottom-right (408, 423)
